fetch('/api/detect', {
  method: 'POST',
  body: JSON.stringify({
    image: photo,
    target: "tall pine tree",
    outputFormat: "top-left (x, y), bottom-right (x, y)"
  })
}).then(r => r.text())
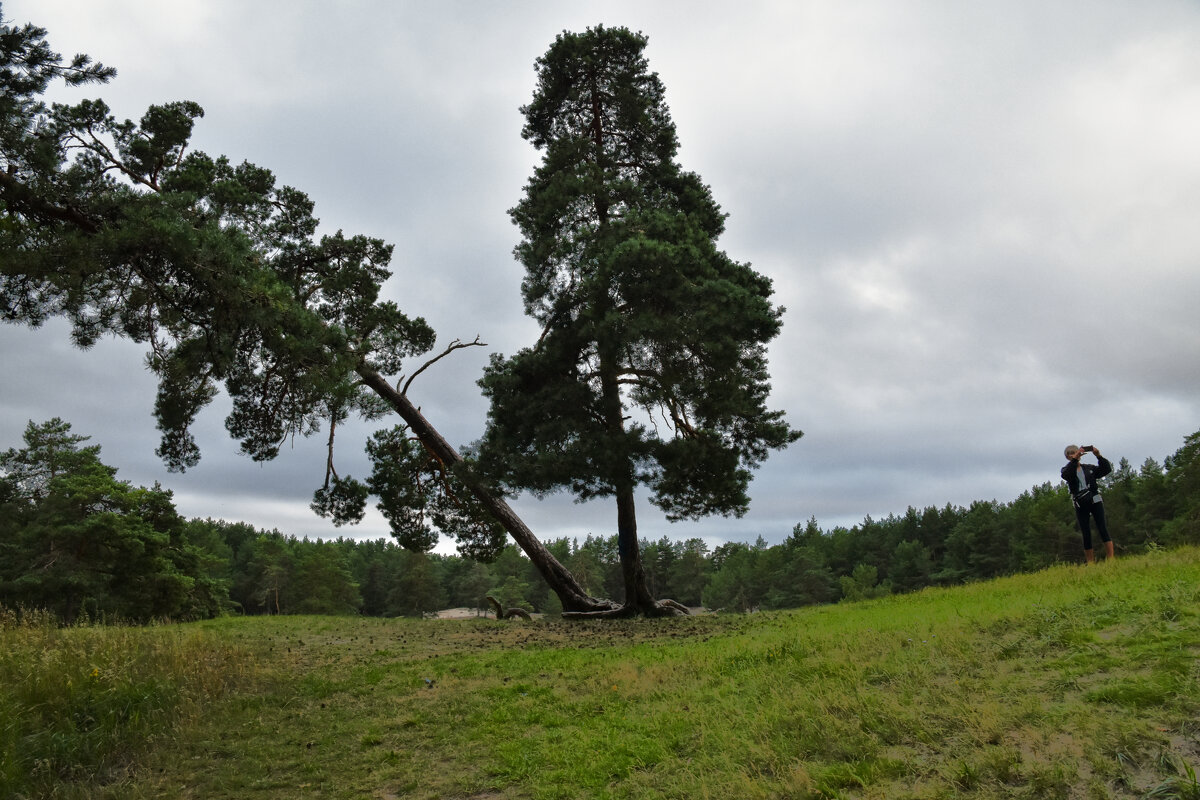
top-left (480, 27), bottom-right (801, 616)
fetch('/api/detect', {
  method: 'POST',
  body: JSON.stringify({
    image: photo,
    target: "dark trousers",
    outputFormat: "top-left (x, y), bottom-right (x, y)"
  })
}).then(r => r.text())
top-left (1075, 501), bottom-right (1110, 550)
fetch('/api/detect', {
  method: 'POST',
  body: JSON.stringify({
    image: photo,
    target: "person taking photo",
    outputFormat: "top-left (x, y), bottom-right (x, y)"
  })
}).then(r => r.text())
top-left (1061, 444), bottom-right (1115, 563)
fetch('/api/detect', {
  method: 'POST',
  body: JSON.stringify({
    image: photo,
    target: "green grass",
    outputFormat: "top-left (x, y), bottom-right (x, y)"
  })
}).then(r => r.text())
top-left (0, 607), bottom-right (255, 799)
top-left (5, 547), bottom-right (1200, 799)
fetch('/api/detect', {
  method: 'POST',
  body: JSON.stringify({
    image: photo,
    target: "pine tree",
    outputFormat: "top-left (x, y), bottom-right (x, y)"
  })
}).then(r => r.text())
top-left (0, 419), bottom-right (225, 621)
top-left (479, 26), bottom-right (801, 616)
top-left (0, 8), bottom-right (614, 613)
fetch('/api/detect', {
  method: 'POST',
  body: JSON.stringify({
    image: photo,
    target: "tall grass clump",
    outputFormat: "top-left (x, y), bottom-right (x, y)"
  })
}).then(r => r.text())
top-left (0, 606), bottom-right (255, 799)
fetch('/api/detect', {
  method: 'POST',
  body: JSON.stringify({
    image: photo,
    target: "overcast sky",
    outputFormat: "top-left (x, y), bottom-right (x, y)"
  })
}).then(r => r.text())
top-left (4, 1), bottom-right (1199, 553)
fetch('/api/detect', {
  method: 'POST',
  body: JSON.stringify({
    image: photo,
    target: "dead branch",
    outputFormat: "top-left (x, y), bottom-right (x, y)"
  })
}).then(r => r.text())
top-left (322, 414), bottom-right (338, 488)
top-left (401, 336), bottom-right (486, 396)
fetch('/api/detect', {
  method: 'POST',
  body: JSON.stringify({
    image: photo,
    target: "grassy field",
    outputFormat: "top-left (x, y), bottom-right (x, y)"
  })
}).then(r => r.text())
top-left (3, 547), bottom-right (1199, 800)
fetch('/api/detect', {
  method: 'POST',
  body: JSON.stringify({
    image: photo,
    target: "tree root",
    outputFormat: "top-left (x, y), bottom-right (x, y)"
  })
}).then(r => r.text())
top-left (567, 597), bottom-right (623, 614)
top-left (656, 598), bottom-right (691, 615)
top-left (487, 595), bottom-right (532, 620)
top-left (560, 598), bottom-right (691, 619)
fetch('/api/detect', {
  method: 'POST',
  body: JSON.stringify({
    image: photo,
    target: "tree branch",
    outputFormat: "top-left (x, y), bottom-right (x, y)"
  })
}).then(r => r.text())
top-left (401, 336), bottom-right (486, 396)
top-left (0, 170), bottom-right (100, 233)
top-left (322, 413), bottom-right (338, 488)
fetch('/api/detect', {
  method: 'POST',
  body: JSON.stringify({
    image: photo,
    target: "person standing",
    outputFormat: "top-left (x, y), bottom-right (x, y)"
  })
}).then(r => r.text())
top-left (1061, 444), bottom-right (1115, 563)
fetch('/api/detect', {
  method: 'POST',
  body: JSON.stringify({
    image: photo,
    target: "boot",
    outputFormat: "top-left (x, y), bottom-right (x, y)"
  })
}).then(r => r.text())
top-left (1084, 549), bottom-right (1095, 564)
top-left (1105, 541), bottom-right (1115, 560)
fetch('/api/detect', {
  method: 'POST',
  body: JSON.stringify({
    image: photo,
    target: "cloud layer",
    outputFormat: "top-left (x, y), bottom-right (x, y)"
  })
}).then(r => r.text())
top-left (4, 1), bottom-right (1199, 549)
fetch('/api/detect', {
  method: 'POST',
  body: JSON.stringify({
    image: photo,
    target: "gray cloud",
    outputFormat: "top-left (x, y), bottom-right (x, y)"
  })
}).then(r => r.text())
top-left (4, 0), bottom-right (1199, 548)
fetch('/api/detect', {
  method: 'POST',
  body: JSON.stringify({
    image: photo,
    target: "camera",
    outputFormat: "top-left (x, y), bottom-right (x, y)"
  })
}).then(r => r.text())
top-left (1081, 445), bottom-right (1095, 452)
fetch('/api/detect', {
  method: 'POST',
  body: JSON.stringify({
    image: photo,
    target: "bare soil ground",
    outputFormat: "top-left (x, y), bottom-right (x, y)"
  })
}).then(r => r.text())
top-left (430, 607), bottom-right (487, 619)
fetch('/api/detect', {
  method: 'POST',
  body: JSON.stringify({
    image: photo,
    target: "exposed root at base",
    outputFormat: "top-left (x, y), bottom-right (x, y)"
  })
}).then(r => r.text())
top-left (560, 598), bottom-right (691, 619)
top-left (486, 595), bottom-right (532, 620)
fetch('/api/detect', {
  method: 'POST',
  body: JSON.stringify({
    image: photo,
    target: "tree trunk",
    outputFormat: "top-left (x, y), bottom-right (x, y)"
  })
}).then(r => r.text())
top-left (616, 484), bottom-right (658, 610)
top-left (357, 367), bottom-right (617, 614)
top-left (597, 348), bottom-right (682, 618)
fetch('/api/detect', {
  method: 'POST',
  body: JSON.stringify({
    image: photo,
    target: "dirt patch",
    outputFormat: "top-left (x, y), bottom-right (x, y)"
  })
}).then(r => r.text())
top-left (431, 607), bottom-right (487, 620)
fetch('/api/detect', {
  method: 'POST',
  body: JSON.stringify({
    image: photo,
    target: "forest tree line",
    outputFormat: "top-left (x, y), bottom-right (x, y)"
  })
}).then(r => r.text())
top-left (4, 419), bottom-right (1199, 622)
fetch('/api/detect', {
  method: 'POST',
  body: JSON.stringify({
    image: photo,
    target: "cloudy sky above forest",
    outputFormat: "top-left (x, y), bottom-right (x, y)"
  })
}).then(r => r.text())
top-left (3, 0), bottom-right (1199, 552)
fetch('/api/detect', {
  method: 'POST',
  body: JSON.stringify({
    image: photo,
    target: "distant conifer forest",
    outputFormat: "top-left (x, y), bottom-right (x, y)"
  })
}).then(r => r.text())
top-left (3, 419), bottom-right (1198, 621)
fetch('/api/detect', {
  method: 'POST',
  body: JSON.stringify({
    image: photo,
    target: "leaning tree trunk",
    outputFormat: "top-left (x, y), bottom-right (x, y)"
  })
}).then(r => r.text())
top-left (357, 367), bottom-right (618, 614)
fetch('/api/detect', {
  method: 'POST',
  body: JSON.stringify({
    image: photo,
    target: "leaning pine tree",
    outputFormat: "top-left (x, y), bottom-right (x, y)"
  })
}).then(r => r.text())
top-left (0, 8), bottom-right (619, 613)
top-left (479, 27), bottom-right (802, 617)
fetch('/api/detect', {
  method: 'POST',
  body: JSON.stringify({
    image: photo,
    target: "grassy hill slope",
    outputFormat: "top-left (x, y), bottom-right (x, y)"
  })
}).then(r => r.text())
top-left (4, 547), bottom-right (1199, 799)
